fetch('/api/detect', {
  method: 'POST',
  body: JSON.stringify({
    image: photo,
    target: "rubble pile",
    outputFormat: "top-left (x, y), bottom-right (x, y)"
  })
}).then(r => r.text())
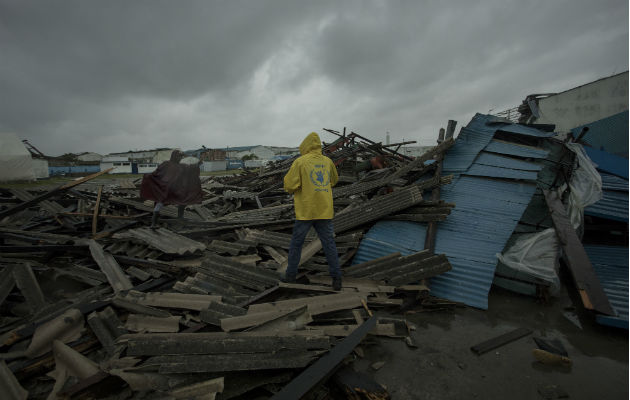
top-left (0, 130), bottom-right (457, 399)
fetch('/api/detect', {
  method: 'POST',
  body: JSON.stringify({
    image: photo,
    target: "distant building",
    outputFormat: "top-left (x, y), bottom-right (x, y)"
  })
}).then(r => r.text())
top-left (76, 152), bottom-right (103, 162)
top-left (100, 156), bottom-right (132, 174)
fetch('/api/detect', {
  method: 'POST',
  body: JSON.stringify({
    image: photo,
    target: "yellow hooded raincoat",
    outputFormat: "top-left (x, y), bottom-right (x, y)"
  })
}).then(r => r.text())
top-left (284, 132), bottom-right (338, 220)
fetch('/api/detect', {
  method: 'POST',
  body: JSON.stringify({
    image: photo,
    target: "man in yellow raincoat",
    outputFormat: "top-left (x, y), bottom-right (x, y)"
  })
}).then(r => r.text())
top-left (283, 132), bottom-right (342, 290)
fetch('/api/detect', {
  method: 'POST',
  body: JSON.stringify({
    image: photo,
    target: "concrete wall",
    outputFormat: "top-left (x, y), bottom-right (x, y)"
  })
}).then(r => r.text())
top-left (138, 163), bottom-right (158, 174)
top-left (49, 165), bottom-right (99, 176)
top-left (101, 161), bottom-right (132, 174)
top-left (201, 160), bottom-right (227, 172)
top-left (536, 72), bottom-right (628, 132)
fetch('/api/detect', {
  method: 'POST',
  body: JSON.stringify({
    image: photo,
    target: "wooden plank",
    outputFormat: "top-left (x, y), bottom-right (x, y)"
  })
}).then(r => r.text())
top-left (543, 189), bottom-right (614, 315)
top-left (470, 327), bottom-right (532, 355)
top-left (270, 316), bottom-right (377, 400)
top-left (123, 332), bottom-right (330, 356)
top-left (145, 351), bottom-right (319, 373)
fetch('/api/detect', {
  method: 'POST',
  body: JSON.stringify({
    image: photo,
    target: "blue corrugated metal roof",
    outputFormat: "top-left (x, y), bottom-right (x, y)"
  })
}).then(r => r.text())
top-left (352, 114), bottom-right (548, 309)
top-left (583, 146), bottom-right (629, 179)
top-left (352, 175), bottom-right (537, 309)
top-left (600, 172), bottom-right (629, 191)
top-left (571, 110), bottom-right (629, 158)
top-left (583, 245), bottom-right (629, 329)
top-left (474, 152), bottom-right (543, 171)
top-left (465, 165), bottom-right (539, 180)
top-left (484, 140), bottom-right (550, 159)
top-left (496, 124), bottom-right (556, 138)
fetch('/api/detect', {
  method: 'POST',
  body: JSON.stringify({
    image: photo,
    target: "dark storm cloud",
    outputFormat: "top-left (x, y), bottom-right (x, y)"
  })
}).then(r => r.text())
top-left (0, 0), bottom-right (627, 155)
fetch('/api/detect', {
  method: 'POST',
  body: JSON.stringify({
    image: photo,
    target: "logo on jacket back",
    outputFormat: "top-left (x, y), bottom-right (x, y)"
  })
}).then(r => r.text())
top-left (309, 164), bottom-right (330, 191)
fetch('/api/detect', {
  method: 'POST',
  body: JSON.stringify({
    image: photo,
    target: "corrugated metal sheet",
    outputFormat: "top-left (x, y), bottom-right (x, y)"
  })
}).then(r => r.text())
top-left (496, 124), bottom-right (556, 138)
top-left (465, 165), bottom-right (539, 180)
top-left (585, 171), bottom-right (628, 222)
top-left (353, 114), bottom-right (546, 309)
top-left (584, 245), bottom-right (629, 329)
top-left (474, 152), bottom-right (543, 171)
top-left (585, 189), bottom-right (628, 222)
top-left (571, 110), bottom-right (629, 158)
top-left (484, 140), bottom-right (549, 159)
top-left (353, 176), bottom-right (537, 309)
top-left (583, 146), bottom-right (628, 179)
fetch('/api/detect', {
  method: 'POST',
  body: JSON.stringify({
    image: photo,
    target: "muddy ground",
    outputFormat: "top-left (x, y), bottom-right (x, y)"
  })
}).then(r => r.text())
top-left (352, 282), bottom-right (628, 400)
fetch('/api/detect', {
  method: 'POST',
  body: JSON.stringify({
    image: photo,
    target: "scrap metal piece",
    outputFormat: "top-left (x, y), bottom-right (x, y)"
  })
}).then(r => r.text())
top-left (88, 239), bottom-right (133, 293)
top-left (270, 316), bottom-right (377, 400)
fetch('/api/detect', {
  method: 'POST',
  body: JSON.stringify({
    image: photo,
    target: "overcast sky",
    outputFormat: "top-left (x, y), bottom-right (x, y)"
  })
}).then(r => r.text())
top-left (1, 1), bottom-right (628, 156)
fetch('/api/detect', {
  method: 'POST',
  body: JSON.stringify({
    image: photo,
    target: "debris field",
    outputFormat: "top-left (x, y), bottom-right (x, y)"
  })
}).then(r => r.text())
top-left (0, 128), bottom-right (461, 399)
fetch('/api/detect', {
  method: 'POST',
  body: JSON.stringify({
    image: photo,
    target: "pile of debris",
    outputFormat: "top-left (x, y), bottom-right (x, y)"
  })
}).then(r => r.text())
top-left (0, 128), bottom-right (459, 399)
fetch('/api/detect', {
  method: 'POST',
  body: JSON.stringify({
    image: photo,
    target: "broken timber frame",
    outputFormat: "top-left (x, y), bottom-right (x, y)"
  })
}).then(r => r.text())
top-left (543, 189), bottom-right (614, 315)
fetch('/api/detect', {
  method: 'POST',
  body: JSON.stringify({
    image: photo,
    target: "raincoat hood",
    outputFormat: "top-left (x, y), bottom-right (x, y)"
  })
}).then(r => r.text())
top-left (299, 132), bottom-right (322, 156)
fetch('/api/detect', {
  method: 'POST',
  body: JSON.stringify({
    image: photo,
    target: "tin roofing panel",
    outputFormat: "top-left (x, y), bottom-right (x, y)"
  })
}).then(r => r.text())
top-left (474, 152), bottom-right (543, 171)
top-left (585, 189), bottom-right (629, 222)
top-left (584, 245), bottom-right (629, 329)
top-left (496, 124), bottom-right (556, 138)
top-left (352, 175), bottom-right (537, 309)
top-left (464, 165), bottom-right (539, 180)
top-left (484, 140), bottom-right (550, 159)
top-left (571, 110), bottom-right (628, 158)
top-left (583, 146), bottom-right (629, 179)
top-left (600, 172), bottom-right (629, 191)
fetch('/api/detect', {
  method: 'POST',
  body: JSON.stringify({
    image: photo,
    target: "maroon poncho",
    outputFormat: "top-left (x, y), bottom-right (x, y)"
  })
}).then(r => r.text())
top-left (140, 161), bottom-right (203, 205)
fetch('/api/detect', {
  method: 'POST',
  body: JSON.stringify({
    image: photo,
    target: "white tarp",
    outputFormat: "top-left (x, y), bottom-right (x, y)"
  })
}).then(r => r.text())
top-left (0, 132), bottom-right (36, 182)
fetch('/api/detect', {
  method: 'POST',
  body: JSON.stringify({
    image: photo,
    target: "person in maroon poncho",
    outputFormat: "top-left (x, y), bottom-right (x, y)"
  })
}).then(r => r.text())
top-left (140, 150), bottom-right (203, 228)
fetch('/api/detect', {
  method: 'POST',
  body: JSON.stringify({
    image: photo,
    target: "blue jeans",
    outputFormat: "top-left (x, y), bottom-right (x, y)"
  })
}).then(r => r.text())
top-left (286, 219), bottom-right (341, 279)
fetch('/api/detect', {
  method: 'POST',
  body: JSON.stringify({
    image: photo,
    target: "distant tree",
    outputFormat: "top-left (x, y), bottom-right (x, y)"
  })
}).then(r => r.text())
top-left (241, 154), bottom-right (259, 161)
top-left (58, 153), bottom-right (78, 162)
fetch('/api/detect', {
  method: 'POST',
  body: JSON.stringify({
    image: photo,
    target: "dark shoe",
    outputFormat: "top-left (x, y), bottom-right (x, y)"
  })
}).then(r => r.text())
top-left (177, 205), bottom-right (185, 219)
top-left (281, 276), bottom-right (296, 284)
top-left (332, 277), bottom-right (342, 291)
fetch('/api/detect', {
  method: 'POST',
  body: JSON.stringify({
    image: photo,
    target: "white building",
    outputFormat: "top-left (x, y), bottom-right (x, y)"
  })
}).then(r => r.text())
top-left (233, 145), bottom-right (276, 160)
top-left (100, 156), bottom-right (132, 174)
top-left (532, 71), bottom-right (628, 132)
